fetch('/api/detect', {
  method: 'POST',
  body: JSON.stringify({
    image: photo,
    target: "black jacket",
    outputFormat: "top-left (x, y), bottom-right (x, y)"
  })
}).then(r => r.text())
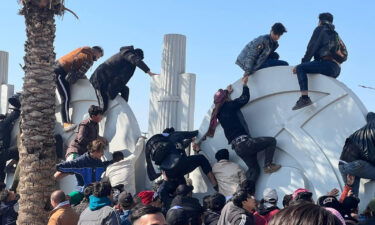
top-left (90, 46), bottom-right (150, 90)
top-left (302, 23), bottom-right (336, 63)
top-left (341, 112), bottom-right (375, 165)
top-left (0, 200), bottom-right (18, 225)
top-left (0, 110), bottom-right (20, 150)
top-left (171, 195), bottom-right (204, 223)
top-left (218, 85), bottom-right (250, 144)
top-left (203, 209), bottom-right (221, 225)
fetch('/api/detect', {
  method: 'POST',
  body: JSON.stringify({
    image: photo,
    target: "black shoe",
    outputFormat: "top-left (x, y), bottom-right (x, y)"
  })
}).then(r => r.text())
top-left (8, 93), bottom-right (21, 109)
top-left (292, 96), bottom-right (312, 110)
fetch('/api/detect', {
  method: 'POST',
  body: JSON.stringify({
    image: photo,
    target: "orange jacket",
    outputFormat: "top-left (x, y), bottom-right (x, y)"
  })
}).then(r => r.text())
top-left (58, 47), bottom-right (94, 73)
top-left (47, 205), bottom-right (79, 225)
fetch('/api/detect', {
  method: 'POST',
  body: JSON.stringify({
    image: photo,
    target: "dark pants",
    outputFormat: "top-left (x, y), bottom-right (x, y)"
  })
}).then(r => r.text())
top-left (258, 58), bottom-right (289, 71)
top-left (55, 65), bottom-right (71, 123)
top-left (233, 136), bottom-right (276, 183)
top-left (164, 154), bottom-right (212, 179)
top-left (296, 60), bottom-right (341, 91)
top-left (95, 84), bottom-right (129, 113)
top-left (158, 176), bottom-right (186, 212)
top-left (0, 148), bottom-right (19, 182)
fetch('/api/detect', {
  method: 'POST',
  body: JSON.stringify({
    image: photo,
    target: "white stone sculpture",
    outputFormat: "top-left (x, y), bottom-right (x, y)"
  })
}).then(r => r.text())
top-left (190, 66), bottom-right (372, 209)
top-left (0, 51), bottom-right (14, 114)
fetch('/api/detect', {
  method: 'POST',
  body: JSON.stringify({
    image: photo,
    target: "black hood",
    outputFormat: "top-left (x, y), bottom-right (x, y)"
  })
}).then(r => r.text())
top-left (367, 112), bottom-right (375, 123)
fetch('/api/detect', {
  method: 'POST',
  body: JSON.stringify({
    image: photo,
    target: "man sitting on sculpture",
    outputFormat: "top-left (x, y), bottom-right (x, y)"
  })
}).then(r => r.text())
top-left (55, 46), bottom-right (104, 131)
top-left (292, 12), bottom-right (347, 110)
top-left (203, 76), bottom-right (281, 186)
top-left (236, 23), bottom-right (288, 77)
top-left (90, 46), bottom-right (159, 112)
top-left (339, 112), bottom-right (375, 196)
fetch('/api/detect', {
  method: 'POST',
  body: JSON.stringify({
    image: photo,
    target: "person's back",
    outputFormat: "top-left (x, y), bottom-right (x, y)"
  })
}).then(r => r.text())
top-left (203, 193), bottom-right (226, 225)
top-left (218, 201), bottom-right (254, 225)
top-left (212, 149), bottom-right (246, 197)
top-left (78, 182), bottom-right (120, 225)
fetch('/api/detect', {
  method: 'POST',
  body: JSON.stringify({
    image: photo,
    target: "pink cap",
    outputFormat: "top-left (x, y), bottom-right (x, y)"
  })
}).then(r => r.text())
top-left (292, 188), bottom-right (310, 199)
top-left (325, 207), bottom-right (345, 225)
top-left (214, 89), bottom-right (228, 104)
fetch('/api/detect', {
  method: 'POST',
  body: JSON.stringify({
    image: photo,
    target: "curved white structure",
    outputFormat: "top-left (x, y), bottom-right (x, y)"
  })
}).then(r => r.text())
top-left (191, 66), bottom-right (370, 207)
top-left (54, 79), bottom-right (146, 192)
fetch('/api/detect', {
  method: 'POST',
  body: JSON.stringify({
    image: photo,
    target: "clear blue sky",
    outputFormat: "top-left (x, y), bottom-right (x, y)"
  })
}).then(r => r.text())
top-left (1, 0), bottom-right (374, 132)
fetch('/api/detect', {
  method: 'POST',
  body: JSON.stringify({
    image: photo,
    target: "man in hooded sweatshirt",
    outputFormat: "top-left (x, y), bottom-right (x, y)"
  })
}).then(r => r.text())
top-left (254, 188), bottom-right (280, 225)
top-left (292, 13), bottom-right (343, 110)
top-left (78, 181), bottom-right (121, 225)
top-left (90, 46), bottom-right (158, 112)
top-left (339, 112), bottom-right (375, 196)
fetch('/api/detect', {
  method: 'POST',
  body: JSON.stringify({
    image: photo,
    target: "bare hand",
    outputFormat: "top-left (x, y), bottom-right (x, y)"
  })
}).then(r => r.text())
top-left (292, 67), bottom-right (297, 74)
top-left (192, 143), bottom-right (200, 152)
top-left (347, 174), bottom-right (355, 186)
top-left (348, 190), bottom-right (354, 197)
top-left (148, 71), bottom-right (159, 76)
top-left (226, 85), bottom-right (233, 94)
top-left (327, 188), bottom-right (339, 196)
top-left (242, 75), bottom-right (249, 85)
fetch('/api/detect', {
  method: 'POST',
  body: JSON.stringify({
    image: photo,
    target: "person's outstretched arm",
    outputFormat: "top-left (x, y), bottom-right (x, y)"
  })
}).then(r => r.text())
top-left (226, 76), bottom-right (250, 109)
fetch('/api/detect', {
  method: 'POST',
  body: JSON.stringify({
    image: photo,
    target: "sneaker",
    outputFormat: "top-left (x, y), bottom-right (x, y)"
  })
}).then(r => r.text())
top-left (63, 123), bottom-right (77, 132)
top-left (292, 96), bottom-right (312, 110)
top-left (264, 163), bottom-right (281, 174)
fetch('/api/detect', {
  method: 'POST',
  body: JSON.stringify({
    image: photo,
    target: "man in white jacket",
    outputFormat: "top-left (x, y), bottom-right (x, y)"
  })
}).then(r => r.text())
top-left (103, 136), bottom-right (146, 195)
top-left (212, 149), bottom-right (247, 197)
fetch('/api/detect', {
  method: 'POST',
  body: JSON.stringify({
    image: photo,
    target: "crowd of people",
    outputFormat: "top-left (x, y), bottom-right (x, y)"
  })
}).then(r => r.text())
top-left (0, 11), bottom-right (374, 225)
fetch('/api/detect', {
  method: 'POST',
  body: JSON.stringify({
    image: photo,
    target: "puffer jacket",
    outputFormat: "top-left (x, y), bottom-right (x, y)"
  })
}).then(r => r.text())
top-left (218, 202), bottom-right (254, 225)
top-left (90, 46), bottom-right (150, 90)
top-left (301, 22), bottom-right (336, 63)
top-left (236, 35), bottom-right (278, 75)
top-left (342, 112), bottom-right (375, 165)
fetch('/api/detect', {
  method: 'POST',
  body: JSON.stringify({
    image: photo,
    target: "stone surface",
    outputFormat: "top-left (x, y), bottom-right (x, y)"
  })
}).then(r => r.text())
top-left (0, 51), bottom-right (9, 85)
top-left (191, 66), bottom-right (371, 208)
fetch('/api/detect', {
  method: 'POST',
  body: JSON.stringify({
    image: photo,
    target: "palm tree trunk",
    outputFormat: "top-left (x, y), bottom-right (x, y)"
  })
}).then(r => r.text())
top-left (17, 1), bottom-right (62, 224)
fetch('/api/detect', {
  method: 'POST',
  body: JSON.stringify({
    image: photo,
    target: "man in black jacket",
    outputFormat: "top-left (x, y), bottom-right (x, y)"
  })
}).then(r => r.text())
top-left (205, 76), bottom-right (280, 185)
top-left (338, 112), bottom-right (375, 196)
top-left (0, 94), bottom-right (20, 183)
top-left (90, 46), bottom-right (158, 112)
top-left (292, 12), bottom-right (342, 110)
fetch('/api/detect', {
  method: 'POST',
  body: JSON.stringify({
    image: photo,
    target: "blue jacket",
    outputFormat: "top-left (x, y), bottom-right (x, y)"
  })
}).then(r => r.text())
top-left (236, 35), bottom-right (278, 75)
top-left (57, 153), bottom-right (112, 186)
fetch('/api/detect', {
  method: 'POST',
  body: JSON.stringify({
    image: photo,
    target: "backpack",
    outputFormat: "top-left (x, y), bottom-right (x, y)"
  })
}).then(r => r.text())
top-left (146, 134), bottom-right (175, 165)
top-left (329, 31), bottom-right (348, 64)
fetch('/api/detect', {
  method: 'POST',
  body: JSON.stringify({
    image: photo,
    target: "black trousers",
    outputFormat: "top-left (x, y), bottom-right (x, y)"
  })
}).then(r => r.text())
top-left (55, 65), bottom-right (71, 123)
top-left (95, 84), bottom-right (129, 113)
top-left (164, 154), bottom-right (212, 179)
top-left (233, 136), bottom-right (276, 183)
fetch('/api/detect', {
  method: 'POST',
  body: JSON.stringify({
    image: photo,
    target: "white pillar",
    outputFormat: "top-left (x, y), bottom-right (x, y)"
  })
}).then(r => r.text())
top-left (149, 34), bottom-right (187, 135)
top-left (0, 51), bottom-right (8, 85)
top-left (177, 73), bottom-right (196, 131)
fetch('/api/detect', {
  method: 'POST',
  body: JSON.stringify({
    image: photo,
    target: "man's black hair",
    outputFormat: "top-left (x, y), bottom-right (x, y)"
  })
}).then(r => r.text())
top-left (88, 105), bottom-right (103, 117)
top-left (208, 193), bottom-right (226, 212)
top-left (112, 151), bottom-right (124, 163)
top-left (282, 194), bottom-right (293, 208)
top-left (175, 184), bottom-right (193, 196)
top-left (238, 179), bottom-right (256, 195)
top-left (215, 149), bottom-right (229, 161)
top-left (162, 127), bottom-right (175, 134)
top-left (203, 195), bottom-right (211, 210)
top-left (319, 12), bottom-right (334, 23)
top-left (92, 46), bottom-right (104, 55)
top-left (134, 48), bottom-right (144, 60)
top-left (130, 205), bottom-right (163, 223)
top-left (271, 23), bottom-right (287, 35)
top-left (232, 189), bottom-right (251, 208)
top-left (92, 181), bottom-right (112, 198)
top-left (83, 184), bottom-right (94, 200)
top-left (0, 190), bottom-right (9, 202)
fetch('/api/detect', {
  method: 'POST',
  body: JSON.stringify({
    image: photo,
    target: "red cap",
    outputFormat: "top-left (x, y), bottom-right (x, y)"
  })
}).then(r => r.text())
top-left (292, 188), bottom-right (310, 199)
top-left (137, 191), bottom-right (155, 205)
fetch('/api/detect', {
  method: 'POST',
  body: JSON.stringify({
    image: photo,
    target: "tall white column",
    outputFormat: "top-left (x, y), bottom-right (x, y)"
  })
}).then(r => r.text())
top-left (0, 51), bottom-right (8, 85)
top-left (177, 73), bottom-right (196, 131)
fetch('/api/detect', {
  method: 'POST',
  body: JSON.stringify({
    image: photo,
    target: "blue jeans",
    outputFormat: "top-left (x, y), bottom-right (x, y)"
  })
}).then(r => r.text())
top-left (258, 58), bottom-right (289, 71)
top-left (296, 60), bottom-right (340, 91)
top-left (339, 160), bottom-right (375, 196)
